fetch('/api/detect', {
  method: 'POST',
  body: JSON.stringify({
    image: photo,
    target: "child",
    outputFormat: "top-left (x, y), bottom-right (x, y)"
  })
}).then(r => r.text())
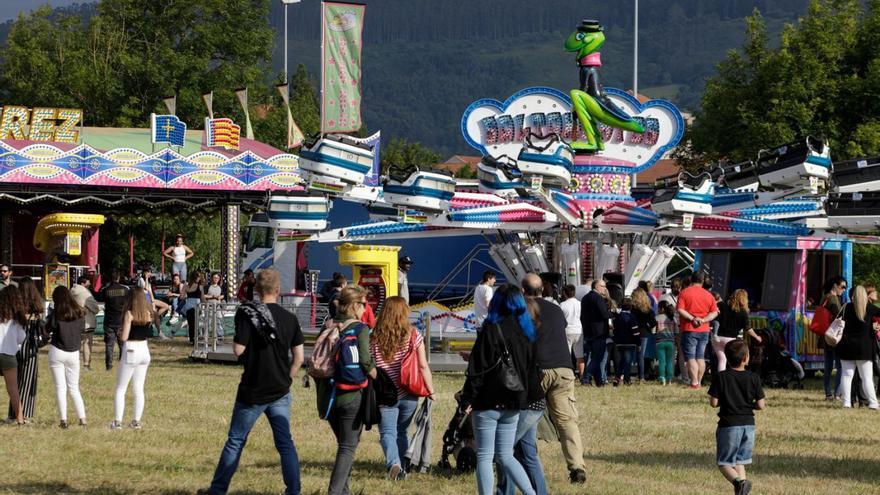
top-left (708, 340), bottom-right (766, 495)
top-left (612, 298), bottom-right (640, 386)
top-left (655, 300), bottom-right (678, 385)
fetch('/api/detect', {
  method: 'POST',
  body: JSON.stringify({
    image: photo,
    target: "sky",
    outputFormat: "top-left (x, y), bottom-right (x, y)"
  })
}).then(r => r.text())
top-left (1, 0), bottom-right (85, 22)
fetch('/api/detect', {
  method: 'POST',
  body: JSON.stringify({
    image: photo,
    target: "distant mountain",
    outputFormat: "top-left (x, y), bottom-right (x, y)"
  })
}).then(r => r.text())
top-left (1, 0), bottom-right (812, 156)
top-left (274, 0), bottom-right (811, 156)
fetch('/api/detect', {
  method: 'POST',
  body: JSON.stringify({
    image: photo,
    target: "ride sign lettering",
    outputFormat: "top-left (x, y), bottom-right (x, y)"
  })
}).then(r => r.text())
top-left (479, 111), bottom-right (660, 147)
top-left (0, 105), bottom-right (83, 144)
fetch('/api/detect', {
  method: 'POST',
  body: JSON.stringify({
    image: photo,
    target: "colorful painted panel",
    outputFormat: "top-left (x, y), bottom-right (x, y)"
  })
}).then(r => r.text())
top-left (0, 140), bottom-right (306, 192)
top-left (750, 310), bottom-right (823, 363)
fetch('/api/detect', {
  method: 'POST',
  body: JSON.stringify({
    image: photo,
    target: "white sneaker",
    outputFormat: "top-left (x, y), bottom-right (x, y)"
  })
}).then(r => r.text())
top-left (169, 316), bottom-right (180, 325)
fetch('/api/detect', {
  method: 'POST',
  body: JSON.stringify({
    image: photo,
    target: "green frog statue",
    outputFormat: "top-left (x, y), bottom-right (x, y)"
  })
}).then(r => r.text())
top-left (564, 19), bottom-right (645, 152)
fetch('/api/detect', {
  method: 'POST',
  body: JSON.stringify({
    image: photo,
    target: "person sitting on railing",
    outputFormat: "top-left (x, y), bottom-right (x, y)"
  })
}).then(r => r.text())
top-left (204, 272), bottom-right (226, 343)
top-left (167, 273), bottom-right (185, 326)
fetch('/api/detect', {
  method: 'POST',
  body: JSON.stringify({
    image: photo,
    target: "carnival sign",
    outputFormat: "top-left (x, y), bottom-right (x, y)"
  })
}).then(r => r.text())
top-left (460, 87), bottom-right (684, 173)
top-left (0, 105), bottom-right (83, 144)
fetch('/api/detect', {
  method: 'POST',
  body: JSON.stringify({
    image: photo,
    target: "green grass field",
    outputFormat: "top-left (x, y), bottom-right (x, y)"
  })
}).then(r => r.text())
top-left (0, 340), bottom-right (878, 495)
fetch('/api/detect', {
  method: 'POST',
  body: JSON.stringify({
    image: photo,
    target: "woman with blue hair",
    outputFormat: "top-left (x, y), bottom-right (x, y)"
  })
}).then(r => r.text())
top-left (460, 284), bottom-right (541, 495)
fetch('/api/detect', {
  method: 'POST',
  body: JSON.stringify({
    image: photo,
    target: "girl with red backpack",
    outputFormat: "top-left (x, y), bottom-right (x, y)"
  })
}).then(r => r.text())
top-left (369, 296), bottom-right (434, 480)
top-left (314, 286), bottom-right (376, 495)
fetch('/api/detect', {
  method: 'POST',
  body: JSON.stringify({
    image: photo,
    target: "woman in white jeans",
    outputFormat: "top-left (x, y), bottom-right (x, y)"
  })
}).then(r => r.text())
top-left (47, 286), bottom-right (88, 428)
top-left (111, 289), bottom-right (153, 429)
top-left (712, 289), bottom-right (762, 372)
top-left (837, 285), bottom-right (880, 409)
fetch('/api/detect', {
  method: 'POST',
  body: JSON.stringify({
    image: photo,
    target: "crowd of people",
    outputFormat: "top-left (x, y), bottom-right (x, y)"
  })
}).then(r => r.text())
top-left (1, 255), bottom-right (878, 495)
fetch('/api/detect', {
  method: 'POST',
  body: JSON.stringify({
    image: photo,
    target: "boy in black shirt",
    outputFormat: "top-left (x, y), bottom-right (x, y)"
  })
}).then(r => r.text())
top-left (708, 340), bottom-right (766, 495)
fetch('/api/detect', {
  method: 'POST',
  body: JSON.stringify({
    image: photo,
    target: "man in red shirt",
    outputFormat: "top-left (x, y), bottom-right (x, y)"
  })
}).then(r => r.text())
top-left (677, 272), bottom-right (719, 389)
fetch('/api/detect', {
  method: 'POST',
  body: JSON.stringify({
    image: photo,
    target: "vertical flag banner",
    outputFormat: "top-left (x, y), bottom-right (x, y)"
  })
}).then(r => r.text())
top-left (234, 87), bottom-right (255, 140)
top-left (202, 91), bottom-right (214, 119)
top-left (276, 83), bottom-right (305, 148)
top-left (162, 95), bottom-right (176, 116)
top-left (321, 1), bottom-right (365, 133)
top-left (347, 131), bottom-right (381, 185)
top-left (205, 117), bottom-right (241, 150)
top-left (150, 113), bottom-right (187, 147)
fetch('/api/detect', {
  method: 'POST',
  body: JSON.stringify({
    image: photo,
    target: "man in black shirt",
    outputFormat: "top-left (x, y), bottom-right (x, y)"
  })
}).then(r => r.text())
top-left (580, 279), bottom-right (612, 386)
top-left (708, 340), bottom-right (766, 495)
top-left (201, 269), bottom-right (305, 495)
top-left (97, 271), bottom-right (130, 371)
top-left (523, 273), bottom-right (587, 485)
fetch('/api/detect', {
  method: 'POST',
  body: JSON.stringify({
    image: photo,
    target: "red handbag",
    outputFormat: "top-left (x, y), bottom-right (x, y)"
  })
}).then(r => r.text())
top-left (399, 330), bottom-right (431, 397)
top-left (809, 298), bottom-right (832, 336)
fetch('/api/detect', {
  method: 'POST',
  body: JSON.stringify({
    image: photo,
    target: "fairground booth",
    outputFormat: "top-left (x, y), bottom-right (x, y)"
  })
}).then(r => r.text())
top-left (0, 105), bottom-right (305, 300)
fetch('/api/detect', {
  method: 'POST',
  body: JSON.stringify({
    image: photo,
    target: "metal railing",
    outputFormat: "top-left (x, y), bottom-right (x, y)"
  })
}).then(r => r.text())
top-left (11, 263), bottom-right (93, 283)
top-left (425, 243), bottom-right (492, 303)
top-left (191, 300), bottom-right (330, 356)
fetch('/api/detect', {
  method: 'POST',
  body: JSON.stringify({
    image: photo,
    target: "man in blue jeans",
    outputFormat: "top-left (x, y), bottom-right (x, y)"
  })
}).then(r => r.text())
top-left (581, 279), bottom-right (612, 386)
top-left (199, 269), bottom-right (305, 495)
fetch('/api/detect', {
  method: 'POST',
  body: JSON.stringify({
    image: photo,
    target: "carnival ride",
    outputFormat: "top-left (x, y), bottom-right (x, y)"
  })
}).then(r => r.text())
top-left (5, 18), bottom-right (880, 369)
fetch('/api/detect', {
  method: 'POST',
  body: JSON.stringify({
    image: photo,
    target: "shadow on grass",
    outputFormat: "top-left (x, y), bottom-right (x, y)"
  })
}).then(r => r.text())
top-left (292, 458), bottom-right (388, 476)
top-left (0, 482), bottom-right (126, 494)
top-left (590, 450), bottom-right (880, 483)
top-left (761, 430), bottom-right (880, 446)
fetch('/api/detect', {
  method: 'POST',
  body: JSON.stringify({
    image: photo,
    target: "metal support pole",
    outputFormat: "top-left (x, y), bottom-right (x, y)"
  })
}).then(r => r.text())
top-left (0, 213), bottom-right (12, 265)
top-left (221, 204), bottom-right (241, 301)
top-left (284, 2), bottom-right (289, 82)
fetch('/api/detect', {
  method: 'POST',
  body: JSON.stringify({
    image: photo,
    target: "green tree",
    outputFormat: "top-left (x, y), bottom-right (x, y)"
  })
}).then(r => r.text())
top-left (289, 64), bottom-right (321, 139)
top-left (456, 164), bottom-right (477, 179)
top-left (689, 1), bottom-right (876, 162)
top-left (99, 212), bottom-right (222, 277)
top-left (1, 0), bottom-right (275, 130)
top-left (380, 137), bottom-right (443, 174)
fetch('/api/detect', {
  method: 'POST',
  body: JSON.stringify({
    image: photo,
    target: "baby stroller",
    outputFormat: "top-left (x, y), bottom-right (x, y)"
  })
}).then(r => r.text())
top-left (437, 394), bottom-right (476, 474)
top-left (749, 327), bottom-right (804, 389)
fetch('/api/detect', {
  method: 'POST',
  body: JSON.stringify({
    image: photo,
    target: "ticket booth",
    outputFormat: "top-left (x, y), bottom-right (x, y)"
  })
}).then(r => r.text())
top-left (336, 243), bottom-right (400, 314)
top-left (33, 213), bottom-right (105, 298)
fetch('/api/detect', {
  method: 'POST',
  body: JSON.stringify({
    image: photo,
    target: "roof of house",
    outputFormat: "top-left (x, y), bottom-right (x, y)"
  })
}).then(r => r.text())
top-left (442, 155), bottom-right (482, 166)
top-left (435, 155), bottom-right (482, 174)
top-left (636, 158), bottom-right (681, 184)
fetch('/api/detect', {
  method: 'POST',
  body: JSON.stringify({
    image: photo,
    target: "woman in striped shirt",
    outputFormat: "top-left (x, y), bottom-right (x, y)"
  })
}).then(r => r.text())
top-left (369, 296), bottom-right (434, 480)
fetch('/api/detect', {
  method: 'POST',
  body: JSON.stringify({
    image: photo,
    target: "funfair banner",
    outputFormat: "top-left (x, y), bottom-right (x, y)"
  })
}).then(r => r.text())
top-left (461, 87), bottom-right (684, 173)
top-left (321, 1), bottom-right (365, 133)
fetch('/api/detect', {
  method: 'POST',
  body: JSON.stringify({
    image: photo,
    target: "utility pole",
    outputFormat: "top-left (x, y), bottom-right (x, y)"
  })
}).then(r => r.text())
top-left (633, 0), bottom-right (639, 97)
top-left (632, 0), bottom-right (639, 189)
top-left (282, 0), bottom-right (302, 83)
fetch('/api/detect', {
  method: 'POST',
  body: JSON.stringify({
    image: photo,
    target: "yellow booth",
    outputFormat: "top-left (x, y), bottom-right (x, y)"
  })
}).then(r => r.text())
top-left (336, 243), bottom-right (400, 313)
top-left (33, 213), bottom-right (105, 297)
